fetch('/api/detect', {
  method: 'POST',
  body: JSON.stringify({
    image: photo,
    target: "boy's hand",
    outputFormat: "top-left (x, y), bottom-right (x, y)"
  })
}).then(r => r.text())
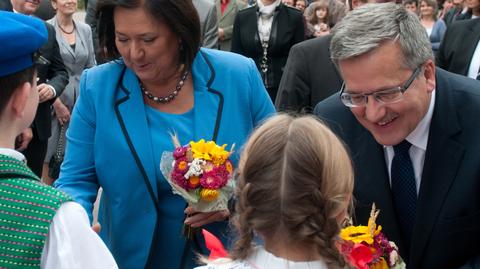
top-left (16, 128), bottom-right (33, 151)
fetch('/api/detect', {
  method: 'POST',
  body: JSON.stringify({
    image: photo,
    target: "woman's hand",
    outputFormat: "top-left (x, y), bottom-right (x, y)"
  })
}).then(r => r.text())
top-left (184, 207), bottom-right (230, 228)
top-left (53, 99), bottom-right (71, 125)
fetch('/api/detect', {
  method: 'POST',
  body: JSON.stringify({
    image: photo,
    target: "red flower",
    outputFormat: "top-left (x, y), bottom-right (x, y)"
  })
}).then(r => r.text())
top-left (173, 146), bottom-right (188, 159)
top-left (348, 243), bottom-right (374, 269)
top-left (171, 171), bottom-right (189, 189)
top-left (200, 170), bottom-right (224, 189)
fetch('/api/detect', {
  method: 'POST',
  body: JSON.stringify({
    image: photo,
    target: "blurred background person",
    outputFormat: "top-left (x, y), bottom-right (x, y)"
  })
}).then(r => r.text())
top-left (308, 0), bottom-right (331, 37)
top-left (282, 0), bottom-right (294, 6)
top-left (43, 0), bottom-right (96, 184)
top-left (437, 15), bottom-right (480, 79)
top-left (193, 0), bottom-right (219, 49)
top-left (439, 0), bottom-right (454, 19)
top-left (54, 0), bottom-right (275, 268)
top-left (231, 0), bottom-right (305, 102)
top-left (216, 0), bottom-right (246, 51)
top-left (304, 0), bottom-right (346, 29)
top-left (403, 0), bottom-right (419, 14)
top-left (419, 0), bottom-right (446, 54)
top-left (442, 0), bottom-right (468, 25)
top-left (295, 0), bottom-right (307, 12)
top-left (2, 0), bottom-right (69, 178)
top-left (465, 0), bottom-right (480, 17)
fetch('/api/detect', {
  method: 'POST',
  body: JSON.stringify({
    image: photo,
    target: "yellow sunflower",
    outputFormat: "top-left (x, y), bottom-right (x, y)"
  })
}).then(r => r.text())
top-left (190, 140), bottom-right (215, 160)
top-left (340, 224), bottom-right (382, 244)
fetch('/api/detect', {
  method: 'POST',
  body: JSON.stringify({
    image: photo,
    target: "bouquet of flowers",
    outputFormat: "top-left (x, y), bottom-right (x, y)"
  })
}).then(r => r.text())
top-left (339, 204), bottom-right (406, 269)
top-left (160, 137), bottom-right (235, 238)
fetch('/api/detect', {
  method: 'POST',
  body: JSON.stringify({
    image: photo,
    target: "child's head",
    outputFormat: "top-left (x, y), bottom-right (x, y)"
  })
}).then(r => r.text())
top-left (0, 11), bottom-right (47, 136)
top-left (310, 0), bottom-right (330, 24)
top-left (403, 0), bottom-right (419, 14)
top-left (232, 114), bottom-right (354, 267)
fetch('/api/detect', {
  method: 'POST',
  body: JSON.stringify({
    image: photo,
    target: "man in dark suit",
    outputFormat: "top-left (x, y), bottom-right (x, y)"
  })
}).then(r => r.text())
top-left (3, 0), bottom-right (68, 177)
top-left (437, 18), bottom-right (480, 79)
top-left (315, 3), bottom-right (480, 269)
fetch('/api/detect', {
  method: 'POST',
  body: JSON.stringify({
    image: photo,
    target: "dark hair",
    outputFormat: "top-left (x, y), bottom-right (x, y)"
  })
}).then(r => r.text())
top-left (403, 0), bottom-right (418, 6)
top-left (0, 66), bottom-right (35, 116)
top-left (96, 0), bottom-right (201, 71)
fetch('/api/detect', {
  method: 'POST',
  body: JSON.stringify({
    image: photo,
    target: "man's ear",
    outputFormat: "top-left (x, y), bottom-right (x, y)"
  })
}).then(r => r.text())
top-left (423, 60), bottom-right (436, 93)
top-left (10, 82), bottom-right (32, 118)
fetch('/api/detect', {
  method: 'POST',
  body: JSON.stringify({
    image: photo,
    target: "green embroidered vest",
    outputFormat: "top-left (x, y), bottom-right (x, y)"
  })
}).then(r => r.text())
top-left (0, 154), bottom-right (72, 269)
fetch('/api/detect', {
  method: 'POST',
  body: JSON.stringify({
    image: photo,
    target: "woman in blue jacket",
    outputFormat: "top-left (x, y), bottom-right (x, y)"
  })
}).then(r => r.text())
top-left (54, 0), bottom-right (275, 268)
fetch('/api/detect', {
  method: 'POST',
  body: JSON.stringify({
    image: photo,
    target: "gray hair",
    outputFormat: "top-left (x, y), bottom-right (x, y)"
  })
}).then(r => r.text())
top-left (330, 3), bottom-right (434, 70)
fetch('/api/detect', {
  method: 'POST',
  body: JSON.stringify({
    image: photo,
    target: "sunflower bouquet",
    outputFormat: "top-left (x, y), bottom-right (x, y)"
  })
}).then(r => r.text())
top-left (160, 137), bottom-right (235, 238)
top-left (339, 204), bottom-right (406, 269)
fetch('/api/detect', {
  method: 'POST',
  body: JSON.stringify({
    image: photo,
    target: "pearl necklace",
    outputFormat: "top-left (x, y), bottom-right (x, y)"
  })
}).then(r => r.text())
top-left (140, 71), bottom-right (189, 104)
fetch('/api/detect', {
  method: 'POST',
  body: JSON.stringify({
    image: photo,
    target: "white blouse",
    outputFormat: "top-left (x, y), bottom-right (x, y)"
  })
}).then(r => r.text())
top-left (196, 246), bottom-right (329, 269)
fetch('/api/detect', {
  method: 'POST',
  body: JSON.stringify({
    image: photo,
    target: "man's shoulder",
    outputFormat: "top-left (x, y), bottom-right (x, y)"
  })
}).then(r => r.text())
top-left (448, 17), bottom-right (480, 32)
top-left (237, 5), bottom-right (256, 15)
top-left (314, 93), bottom-right (345, 116)
top-left (282, 4), bottom-right (303, 17)
top-left (292, 35), bottom-right (332, 52)
top-left (437, 68), bottom-right (480, 96)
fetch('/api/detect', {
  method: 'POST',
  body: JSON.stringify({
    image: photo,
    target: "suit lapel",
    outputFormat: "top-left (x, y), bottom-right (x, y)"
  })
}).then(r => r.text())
top-left (353, 130), bottom-right (406, 253)
top-left (114, 66), bottom-right (159, 208)
top-left (409, 69), bottom-right (465, 269)
top-left (192, 50), bottom-right (223, 142)
top-left (51, 19), bottom-right (76, 61)
top-left (457, 20), bottom-right (480, 74)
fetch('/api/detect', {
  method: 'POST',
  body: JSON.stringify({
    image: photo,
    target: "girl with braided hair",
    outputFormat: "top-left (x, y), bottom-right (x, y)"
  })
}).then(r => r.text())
top-left (197, 114), bottom-right (354, 269)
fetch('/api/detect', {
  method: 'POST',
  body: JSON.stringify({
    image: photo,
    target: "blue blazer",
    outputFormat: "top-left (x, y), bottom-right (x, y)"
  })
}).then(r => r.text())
top-left (55, 48), bottom-right (275, 268)
top-left (314, 68), bottom-right (480, 269)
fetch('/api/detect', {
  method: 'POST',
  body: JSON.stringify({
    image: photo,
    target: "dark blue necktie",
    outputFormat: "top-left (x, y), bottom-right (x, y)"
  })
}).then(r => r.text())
top-left (391, 140), bottom-right (417, 249)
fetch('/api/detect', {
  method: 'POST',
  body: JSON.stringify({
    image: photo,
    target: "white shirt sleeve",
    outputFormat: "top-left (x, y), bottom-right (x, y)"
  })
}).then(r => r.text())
top-left (40, 202), bottom-right (118, 269)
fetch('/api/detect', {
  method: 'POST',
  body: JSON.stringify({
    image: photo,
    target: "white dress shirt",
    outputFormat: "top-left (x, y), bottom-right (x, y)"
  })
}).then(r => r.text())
top-left (384, 90), bottom-right (436, 194)
top-left (467, 39), bottom-right (480, 80)
top-left (0, 148), bottom-right (118, 269)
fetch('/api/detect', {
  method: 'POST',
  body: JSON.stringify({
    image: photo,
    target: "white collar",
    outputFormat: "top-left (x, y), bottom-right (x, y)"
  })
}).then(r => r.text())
top-left (0, 148), bottom-right (27, 163)
top-left (247, 246), bottom-right (329, 269)
top-left (258, 0), bottom-right (281, 15)
top-left (404, 89), bottom-right (436, 150)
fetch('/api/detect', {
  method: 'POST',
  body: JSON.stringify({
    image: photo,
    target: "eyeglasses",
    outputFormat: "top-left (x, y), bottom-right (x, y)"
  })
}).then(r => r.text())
top-left (340, 67), bottom-right (422, 107)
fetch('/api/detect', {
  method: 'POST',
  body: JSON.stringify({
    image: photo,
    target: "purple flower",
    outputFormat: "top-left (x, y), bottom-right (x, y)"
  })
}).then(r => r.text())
top-left (173, 146), bottom-right (188, 159)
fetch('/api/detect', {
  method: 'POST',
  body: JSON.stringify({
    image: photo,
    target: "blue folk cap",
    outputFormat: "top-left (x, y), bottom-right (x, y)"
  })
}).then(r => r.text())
top-left (0, 11), bottom-right (48, 77)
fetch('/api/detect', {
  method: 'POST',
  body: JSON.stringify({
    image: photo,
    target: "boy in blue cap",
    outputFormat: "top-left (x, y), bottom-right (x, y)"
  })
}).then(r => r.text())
top-left (0, 11), bottom-right (117, 269)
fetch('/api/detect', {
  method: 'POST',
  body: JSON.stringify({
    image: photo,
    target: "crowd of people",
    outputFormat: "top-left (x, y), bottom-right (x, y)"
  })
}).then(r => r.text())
top-left (0, 0), bottom-right (479, 268)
